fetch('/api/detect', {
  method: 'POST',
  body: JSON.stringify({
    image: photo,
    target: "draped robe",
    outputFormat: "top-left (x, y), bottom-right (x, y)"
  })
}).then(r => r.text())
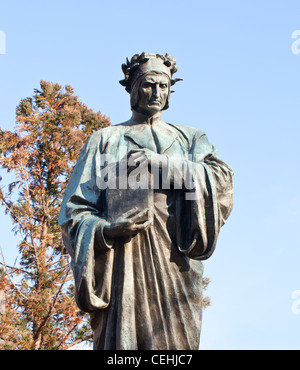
top-left (58, 119), bottom-right (233, 350)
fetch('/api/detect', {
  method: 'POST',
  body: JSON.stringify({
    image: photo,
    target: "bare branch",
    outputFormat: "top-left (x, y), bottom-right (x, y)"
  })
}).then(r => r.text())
top-left (0, 244), bottom-right (29, 301)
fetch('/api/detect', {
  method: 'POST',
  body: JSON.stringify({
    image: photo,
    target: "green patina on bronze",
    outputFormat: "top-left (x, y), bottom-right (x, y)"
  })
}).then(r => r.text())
top-left (59, 53), bottom-right (234, 350)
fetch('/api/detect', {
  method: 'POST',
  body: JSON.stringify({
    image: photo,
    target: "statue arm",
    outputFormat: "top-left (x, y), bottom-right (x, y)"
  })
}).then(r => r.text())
top-left (173, 131), bottom-right (234, 260)
top-left (59, 131), bottom-right (111, 257)
top-left (58, 132), bottom-right (113, 312)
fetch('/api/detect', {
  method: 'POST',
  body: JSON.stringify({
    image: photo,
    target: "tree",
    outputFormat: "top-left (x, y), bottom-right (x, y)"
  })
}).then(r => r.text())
top-left (0, 81), bottom-right (110, 349)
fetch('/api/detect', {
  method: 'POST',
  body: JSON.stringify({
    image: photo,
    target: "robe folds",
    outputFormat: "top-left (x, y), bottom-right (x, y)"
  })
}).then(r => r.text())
top-left (58, 120), bottom-right (234, 350)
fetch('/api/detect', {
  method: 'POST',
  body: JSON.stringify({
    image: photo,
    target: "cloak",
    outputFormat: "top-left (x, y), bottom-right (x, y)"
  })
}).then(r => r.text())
top-left (58, 120), bottom-right (233, 350)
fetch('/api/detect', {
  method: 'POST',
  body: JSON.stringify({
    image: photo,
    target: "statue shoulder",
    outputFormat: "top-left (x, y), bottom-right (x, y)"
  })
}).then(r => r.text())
top-left (165, 122), bottom-right (207, 150)
top-left (166, 122), bottom-right (205, 138)
top-left (86, 125), bottom-right (125, 148)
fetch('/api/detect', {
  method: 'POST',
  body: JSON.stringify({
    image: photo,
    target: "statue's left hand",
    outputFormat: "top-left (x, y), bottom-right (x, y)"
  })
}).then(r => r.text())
top-left (127, 149), bottom-right (168, 170)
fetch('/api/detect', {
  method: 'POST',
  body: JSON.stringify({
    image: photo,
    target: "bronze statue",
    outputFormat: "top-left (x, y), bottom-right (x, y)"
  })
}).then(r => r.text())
top-left (59, 53), bottom-right (234, 350)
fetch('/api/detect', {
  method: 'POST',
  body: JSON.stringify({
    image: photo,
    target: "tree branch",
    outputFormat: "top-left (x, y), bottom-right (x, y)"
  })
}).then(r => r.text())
top-left (0, 244), bottom-right (29, 301)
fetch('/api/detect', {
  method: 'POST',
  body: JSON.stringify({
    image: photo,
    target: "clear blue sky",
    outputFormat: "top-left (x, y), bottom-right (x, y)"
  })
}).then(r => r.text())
top-left (1, 0), bottom-right (300, 350)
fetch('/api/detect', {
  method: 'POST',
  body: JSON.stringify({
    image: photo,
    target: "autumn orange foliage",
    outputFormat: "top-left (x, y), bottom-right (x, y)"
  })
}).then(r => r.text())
top-left (0, 81), bottom-right (110, 349)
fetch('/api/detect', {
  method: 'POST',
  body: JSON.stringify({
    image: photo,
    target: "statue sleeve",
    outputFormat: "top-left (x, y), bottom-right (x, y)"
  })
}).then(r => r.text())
top-left (58, 131), bottom-right (114, 312)
top-left (174, 131), bottom-right (234, 260)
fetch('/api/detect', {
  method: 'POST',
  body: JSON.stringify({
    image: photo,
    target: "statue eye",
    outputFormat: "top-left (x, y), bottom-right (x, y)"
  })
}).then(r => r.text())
top-left (142, 82), bottom-right (152, 89)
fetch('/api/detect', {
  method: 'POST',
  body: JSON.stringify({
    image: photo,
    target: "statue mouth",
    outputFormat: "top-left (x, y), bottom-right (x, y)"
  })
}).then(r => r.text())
top-left (149, 100), bottom-right (162, 105)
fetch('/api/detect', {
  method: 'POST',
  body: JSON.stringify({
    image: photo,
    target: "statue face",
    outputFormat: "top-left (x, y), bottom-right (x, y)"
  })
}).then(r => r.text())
top-left (135, 72), bottom-right (169, 115)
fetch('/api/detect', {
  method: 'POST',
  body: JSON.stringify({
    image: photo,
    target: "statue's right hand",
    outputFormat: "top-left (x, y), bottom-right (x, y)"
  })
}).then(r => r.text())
top-left (103, 207), bottom-right (152, 239)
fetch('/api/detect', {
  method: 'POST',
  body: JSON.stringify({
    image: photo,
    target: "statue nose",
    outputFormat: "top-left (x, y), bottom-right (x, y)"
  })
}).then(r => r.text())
top-left (153, 85), bottom-right (160, 99)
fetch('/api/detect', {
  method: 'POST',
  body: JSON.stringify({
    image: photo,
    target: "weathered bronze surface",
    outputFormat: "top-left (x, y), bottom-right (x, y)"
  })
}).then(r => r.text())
top-left (59, 53), bottom-right (234, 350)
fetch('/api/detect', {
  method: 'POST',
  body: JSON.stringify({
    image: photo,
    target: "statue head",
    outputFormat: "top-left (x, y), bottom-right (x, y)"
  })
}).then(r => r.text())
top-left (119, 53), bottom-right (183, 114)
